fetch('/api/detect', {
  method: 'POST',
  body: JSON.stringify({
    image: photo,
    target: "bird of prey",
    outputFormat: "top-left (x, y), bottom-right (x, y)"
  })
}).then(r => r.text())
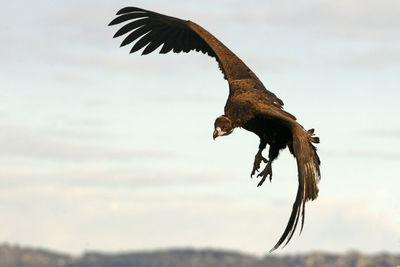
top-left (109, 7), bottom-right (321, 252)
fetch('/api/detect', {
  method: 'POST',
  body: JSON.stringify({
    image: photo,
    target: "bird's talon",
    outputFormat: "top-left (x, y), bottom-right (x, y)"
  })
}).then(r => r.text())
top-left (251, 150), bottom-right (268, 178)
top-left (256, 162), bottom-right (272, 186)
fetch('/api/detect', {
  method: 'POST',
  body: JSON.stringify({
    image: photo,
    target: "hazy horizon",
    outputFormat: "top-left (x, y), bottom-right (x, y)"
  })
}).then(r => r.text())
top-left (1, 242), bottom-right (398, 257)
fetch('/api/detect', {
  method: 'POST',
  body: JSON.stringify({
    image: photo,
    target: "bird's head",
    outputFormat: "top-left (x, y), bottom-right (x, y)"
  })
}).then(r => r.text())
top-left (213, 115), bottom-right (234, 140)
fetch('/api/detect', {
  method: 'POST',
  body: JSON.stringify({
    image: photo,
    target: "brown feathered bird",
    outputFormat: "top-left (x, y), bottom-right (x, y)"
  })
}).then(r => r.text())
top-left (109, 7), bottom-right (321, 252)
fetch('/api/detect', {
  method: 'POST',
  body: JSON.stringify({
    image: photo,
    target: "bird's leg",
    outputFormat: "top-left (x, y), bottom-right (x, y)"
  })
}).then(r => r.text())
top-left (251, 140), bottom-right (267, 177)
top-left (257, 161), bottom-right (273, 187)
top-left (251, 149), bottom-right (268, 177)
top-left (257, 144), bottom-right (280, 187)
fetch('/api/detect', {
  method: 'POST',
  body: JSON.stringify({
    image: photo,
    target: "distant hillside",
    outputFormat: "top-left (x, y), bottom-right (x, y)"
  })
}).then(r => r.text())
top-left (0, 243), bottom-right (398, 267)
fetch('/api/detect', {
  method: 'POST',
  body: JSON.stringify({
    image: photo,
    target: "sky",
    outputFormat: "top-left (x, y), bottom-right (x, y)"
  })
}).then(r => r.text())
top-left (1, 0), bottom-right (399, 256)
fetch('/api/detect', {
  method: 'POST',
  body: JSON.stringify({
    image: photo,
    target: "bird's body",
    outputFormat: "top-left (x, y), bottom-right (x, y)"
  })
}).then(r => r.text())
top-left (109, 7), bottom-right (321, 252)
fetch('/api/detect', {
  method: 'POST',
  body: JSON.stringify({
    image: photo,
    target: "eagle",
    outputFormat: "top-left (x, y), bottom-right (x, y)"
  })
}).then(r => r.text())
top-left (109, 7), bottom-right (321, 252)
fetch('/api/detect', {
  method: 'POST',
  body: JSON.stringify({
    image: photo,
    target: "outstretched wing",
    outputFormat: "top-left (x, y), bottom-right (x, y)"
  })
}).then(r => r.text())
top-left (109, 7), bottom-right (283, 106)
top-left (270, 124), bottom-right (320, 252)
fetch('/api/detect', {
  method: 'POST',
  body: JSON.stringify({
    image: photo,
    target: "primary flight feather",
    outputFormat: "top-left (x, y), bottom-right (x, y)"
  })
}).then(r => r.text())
top-left (109, 6), bottom-right (321, 252)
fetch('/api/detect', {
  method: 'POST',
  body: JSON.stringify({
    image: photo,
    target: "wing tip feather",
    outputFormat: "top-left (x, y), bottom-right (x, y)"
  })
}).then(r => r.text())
top-left (116, 7), bottom-right (143, 15)
top-left (108, 18), bottom-right (120, 26)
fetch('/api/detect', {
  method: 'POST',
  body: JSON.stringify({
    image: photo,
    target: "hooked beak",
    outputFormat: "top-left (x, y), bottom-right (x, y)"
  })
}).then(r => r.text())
top-left (213, 127), bottom-right (226, 140)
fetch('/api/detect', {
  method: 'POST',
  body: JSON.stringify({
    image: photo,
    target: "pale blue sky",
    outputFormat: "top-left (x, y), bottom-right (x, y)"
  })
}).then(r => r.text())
top-left (1, 0), bottom-right (399, 255)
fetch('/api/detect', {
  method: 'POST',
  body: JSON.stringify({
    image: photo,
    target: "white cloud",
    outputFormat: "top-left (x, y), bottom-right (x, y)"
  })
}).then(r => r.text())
top-left (301, 198), bottom-right (400, 253)
top-left (345, 150), bottom-right (400, 160)
top-left (362, 129), bottom-right (400, 138)
top-left (336, 48), bottom-right (400, 69)
top-left (0, 182), bottom-right (398, 255)
top-left (227, 0), bottom-right (400, 40)
top-left (0, 125), bottom-right (172, 161)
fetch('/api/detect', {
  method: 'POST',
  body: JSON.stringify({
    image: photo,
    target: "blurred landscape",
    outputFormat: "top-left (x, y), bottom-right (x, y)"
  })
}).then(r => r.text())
top-left (0, 243), bottom-right (398, 267)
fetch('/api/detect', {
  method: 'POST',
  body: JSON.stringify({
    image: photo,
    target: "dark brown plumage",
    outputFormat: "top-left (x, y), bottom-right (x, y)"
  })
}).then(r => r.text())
top-left (109, 7), bottom-right (321, 252)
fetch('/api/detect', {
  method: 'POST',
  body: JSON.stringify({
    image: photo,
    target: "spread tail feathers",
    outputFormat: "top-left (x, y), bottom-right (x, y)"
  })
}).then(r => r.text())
top-left (270, 126), bottom-right (321, 252)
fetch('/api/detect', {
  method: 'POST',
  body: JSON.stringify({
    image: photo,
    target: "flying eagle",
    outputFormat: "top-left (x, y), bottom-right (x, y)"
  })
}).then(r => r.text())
top-left (109, 7), bottom-right (321, 252)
